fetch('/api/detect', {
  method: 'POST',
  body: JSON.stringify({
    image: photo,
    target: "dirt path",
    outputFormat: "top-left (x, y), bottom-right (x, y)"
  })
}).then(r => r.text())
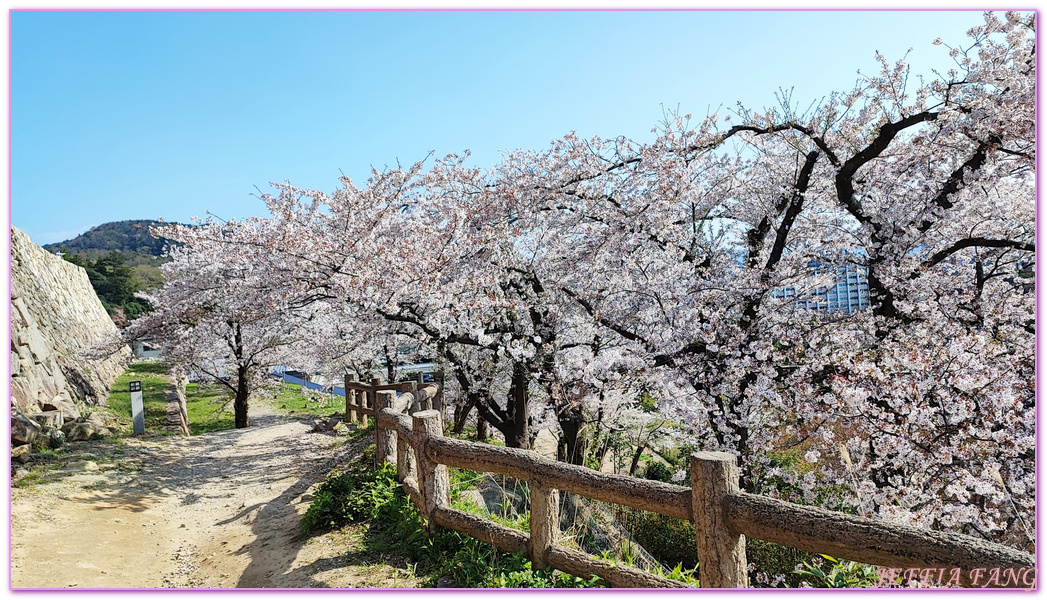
top-left (10, 401), bottom-right (419, 589)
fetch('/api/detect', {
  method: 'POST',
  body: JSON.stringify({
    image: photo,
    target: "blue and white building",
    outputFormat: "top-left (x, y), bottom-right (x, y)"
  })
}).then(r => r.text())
top-left (773, 262), bottom-right (870, 314)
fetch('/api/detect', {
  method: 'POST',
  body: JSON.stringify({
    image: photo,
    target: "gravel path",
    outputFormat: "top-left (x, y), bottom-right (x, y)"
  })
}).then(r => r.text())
top-left (10, 400), bottom-right (419, 589)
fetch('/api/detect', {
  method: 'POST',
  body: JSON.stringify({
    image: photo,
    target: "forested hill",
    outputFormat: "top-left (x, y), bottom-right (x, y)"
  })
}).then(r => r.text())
top-left (43, 220), bottom-right (176, 259)
top-left (41, 220), bottom-right (184, 325)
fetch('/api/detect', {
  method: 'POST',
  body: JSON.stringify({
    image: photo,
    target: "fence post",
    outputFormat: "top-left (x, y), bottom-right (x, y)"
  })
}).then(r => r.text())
top-left (397, 428), bottom-right (416, 483)
top-left (690, 452), bottom-right (747, 588)
top-left (405, 381), bottom-right (419, 414)
top-left (393, 384), bottom-right (417, 483)
top-left (375, 390), bottom-right (397, 466)
top-left (530, 484), bottom-right (558, 569)
top-left (433, 372), bottom-right (445, 415)
top-left (416, 373), bottom-right (430, 411)
top-left (345, 374), bottom-right (357, 424)
top-left (413, 410), bottom-right (450, 533)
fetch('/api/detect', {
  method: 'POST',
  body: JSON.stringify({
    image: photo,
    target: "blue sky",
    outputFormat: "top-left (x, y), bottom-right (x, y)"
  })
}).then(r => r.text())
top-left (11, 9), bottom-right (999, 244)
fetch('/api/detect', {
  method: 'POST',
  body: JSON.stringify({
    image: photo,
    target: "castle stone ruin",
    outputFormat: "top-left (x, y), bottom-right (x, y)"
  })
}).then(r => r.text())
top-left (10, 226), bottom-right (131, 421)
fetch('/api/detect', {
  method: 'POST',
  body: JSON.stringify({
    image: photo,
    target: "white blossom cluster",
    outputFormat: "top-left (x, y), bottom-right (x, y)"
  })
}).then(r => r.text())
top-left (106, 13), bottom-right (1033, 549)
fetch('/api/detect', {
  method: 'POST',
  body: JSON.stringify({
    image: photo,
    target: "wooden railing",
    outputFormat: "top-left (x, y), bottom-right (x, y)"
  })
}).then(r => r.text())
top-left (343, 373), bottom-right (445, 427)
top-left (364, 399), bottom-right (1034, 589)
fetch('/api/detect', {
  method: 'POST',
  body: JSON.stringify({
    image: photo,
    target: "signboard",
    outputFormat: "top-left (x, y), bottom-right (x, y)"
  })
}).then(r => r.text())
top-left (130, 380), bottom-right (145, 435)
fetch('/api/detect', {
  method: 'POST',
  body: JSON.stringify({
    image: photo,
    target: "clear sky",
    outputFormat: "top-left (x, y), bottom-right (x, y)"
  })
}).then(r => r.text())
top-left (10, 9), bottom-right (1003, 244)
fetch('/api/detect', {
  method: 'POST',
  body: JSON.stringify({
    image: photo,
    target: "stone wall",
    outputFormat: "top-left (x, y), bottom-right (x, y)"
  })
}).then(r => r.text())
top-left (10, 226), bottom-right (131, 416)
top-left (165, 377), bottom-right (191, 436)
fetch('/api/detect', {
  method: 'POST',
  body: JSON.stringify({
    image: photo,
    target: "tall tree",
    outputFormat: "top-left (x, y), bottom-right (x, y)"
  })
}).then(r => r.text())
top-left (115, 220), bottom-right (314, 428)
top-left (124, 12), bottom-right (1032, 548)
top-left (510, 11), bottom-right (1033, 545)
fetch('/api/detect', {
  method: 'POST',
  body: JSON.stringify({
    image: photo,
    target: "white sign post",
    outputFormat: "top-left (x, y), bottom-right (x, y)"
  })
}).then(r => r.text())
top-left (130, 380), bottom-right (145, 435)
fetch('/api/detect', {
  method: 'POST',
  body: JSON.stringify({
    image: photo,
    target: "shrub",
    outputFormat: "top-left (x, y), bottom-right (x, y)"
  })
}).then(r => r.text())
top-left (616, 509), bottom-right (697, 570)
top-left (302, 455), bottom-right (604, 588)
top-left (642, 461), bottom-right (674, 483)
top-left (746, 538), bottom-right (817, 588)
top-left (794, 554), bottom-right (879, 588)
top-left (300, 461), bottom-right (407, 533)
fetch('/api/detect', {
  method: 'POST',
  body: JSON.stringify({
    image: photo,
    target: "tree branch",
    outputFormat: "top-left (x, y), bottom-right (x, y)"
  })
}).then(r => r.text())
top-left (923, 237), bottom-right (1034, 270)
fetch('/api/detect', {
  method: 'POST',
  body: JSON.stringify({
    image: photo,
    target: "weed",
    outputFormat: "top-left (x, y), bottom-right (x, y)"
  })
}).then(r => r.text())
top-left (301, 453), bottom-right (603, 588)
top-left (795, 554), bottom-right (879, 588)
top-left (13, 471), bottom-right (45, 488)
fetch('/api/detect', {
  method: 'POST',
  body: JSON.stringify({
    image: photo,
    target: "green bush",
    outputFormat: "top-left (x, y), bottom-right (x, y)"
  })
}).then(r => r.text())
top-left (746, 538), bottom-right (818, 587)
top-left (433, 535), bottom-right (602, 588)
top-left (616, 509), bottom-right (697, 570)
top-left (642, 461), bottom-right (674, 483)
top-left (300, 461), bottom-right (406, 533)
top-left (301, 454), bottom-right (603, 588)
top-left (795, 554), bottom-right (879, 588)
top-left (615, 508), bottom-right (818, 587)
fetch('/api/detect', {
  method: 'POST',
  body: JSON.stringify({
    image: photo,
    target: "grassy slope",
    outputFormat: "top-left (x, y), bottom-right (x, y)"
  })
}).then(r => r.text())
top-left (106, 362), bottom-right (170, 433)
top-left (106, 362), bottom-right (351, 436)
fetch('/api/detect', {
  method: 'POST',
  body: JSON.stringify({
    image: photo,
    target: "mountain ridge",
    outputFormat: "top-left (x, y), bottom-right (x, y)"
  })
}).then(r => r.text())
top-left (42, 219), bottom-right (179, 259)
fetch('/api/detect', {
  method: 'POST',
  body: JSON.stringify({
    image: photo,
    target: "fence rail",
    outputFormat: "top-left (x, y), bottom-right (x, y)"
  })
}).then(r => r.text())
top-left (367, 400), bottom-right (1033, 589)
top-left (344, 374), bottom-right (444, 426)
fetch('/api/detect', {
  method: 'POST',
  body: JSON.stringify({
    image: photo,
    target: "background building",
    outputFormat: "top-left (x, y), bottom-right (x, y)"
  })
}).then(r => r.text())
top-left (773, 262), bottom-right (870, 314)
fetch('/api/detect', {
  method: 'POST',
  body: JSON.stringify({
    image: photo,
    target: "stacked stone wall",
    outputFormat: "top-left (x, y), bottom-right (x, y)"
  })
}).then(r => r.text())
top-left (10, 226), bottom-right (131, 416)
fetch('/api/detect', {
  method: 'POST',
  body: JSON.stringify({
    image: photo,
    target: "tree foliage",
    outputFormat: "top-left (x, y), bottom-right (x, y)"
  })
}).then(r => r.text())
top-left (44, 219), bottom-right (175, 257)
top-left (63, 251), bottom-right (154, 321)
top-left (112, 13), bottom-right (1033, 548)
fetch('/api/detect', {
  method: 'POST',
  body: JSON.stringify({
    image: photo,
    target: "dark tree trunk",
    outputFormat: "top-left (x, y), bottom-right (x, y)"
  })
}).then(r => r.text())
top-left (628, 443), bottom-right (647, 477)
top-left (501, 361), bottom-right (530, 449)
top-left (383, 343), bottom-right (397, 383)
top-left (558, 411), bottom-right (586, 465)
top-left (234, 365), bottom-right (250, 429)
top-left (230, 322), bottom-right (250, 429)
top-left (451, 356), bottom-right (530, 449)
top-left (453, 394), bottom-right (478, 434)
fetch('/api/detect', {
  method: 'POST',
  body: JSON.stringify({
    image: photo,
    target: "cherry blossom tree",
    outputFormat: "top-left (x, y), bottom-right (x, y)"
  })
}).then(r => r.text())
top-left (502, 11), bottom-right (1033, 546)
top-left (115, 218), bottom-right (321, 428)
top-left (130, 11), bottom-right (1032, 548)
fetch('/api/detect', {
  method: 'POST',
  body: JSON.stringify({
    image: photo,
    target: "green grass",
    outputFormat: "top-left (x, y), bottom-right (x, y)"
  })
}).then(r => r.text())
top-left (184, 382), bottom-right (235, 434)
top-left (271, 383), bottom-right (345, 419)
top-left (107, 362), bottom-right (171, 433)
top-left (105, 365), bottom-right (352, 436)
top-left (106, 362), bottom-right (239, 436)
top-left (12, 470), bottom-right (48, 488)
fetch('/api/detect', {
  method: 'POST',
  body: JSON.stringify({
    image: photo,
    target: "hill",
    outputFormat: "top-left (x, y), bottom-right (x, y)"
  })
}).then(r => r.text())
top-left (41, 220), bottom-right (184, 325)
top-left (43, 220), bottom-right (177, 261)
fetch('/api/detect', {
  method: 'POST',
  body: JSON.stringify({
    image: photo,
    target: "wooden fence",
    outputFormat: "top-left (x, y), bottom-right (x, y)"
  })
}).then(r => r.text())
top-left (350, 391), bottom-right (1034, 589)
top-left (343, 373), bottom-right (445, 428)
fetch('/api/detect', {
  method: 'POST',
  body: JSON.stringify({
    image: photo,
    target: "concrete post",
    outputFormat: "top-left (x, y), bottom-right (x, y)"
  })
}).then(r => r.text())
top-left (405, 381), bottom-right (420, 414)
top-left (345, 374), bottom-right (357, 424)
top-left (397, 432), bottom-right (416, 483)
top-left (130, 380), bottom-right (145, 435)
top-left (375, 390), bottom-right (397, 466)
top-left (690, 452), bottom-right (747, 588)
top-left (413, 410), bottom-right (449, 533)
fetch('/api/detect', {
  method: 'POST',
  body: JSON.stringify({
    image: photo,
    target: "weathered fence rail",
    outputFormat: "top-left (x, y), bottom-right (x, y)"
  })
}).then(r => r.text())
top-left (344, 373), bottom-right (444, 426)
top-left (364, 397), bottom-right (1033, 588)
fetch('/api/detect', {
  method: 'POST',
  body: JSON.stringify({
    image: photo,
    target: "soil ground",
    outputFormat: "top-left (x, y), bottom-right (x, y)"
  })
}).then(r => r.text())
top-left (9, 399), bottom-right (421, 590)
